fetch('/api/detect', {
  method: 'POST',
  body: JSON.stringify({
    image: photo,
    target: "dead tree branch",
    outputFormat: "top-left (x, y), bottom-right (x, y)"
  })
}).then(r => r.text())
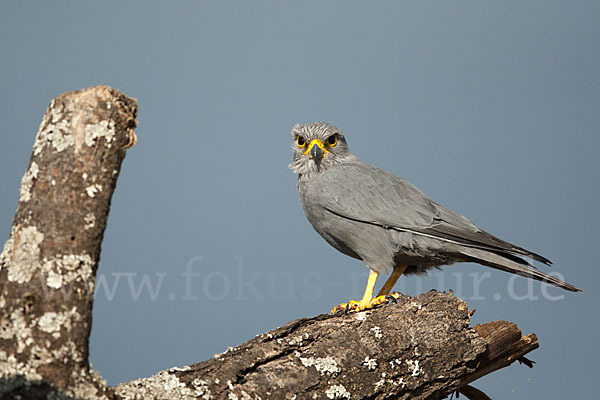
top-left (114, 291), bottom-right (538, 400)
top-left (0, 85), bottom-right (137, 399)
top-left (1, 86), bottom-right (538, 400)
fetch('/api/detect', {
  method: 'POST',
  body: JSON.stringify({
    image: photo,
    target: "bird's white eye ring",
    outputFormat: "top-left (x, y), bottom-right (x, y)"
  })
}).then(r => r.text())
top-left (297, 136), bottom-right (306, 147)
top-left (327, 134), bottom-right (338, 147)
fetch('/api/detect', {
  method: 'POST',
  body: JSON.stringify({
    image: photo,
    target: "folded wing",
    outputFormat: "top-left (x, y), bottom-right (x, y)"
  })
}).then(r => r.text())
top-left (312, 160), bottom-right (580, 292)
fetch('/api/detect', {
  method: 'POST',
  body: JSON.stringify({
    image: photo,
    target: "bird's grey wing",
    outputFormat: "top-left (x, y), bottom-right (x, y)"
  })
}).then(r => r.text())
top-left (312, 160), bottom-right (550, 264)
top-left (311, 161), bottom-right (441, 228)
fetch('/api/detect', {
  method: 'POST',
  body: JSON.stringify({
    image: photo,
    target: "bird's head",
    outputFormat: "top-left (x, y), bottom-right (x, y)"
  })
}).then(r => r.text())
top-left (288, 122), bottom-right (352, 176)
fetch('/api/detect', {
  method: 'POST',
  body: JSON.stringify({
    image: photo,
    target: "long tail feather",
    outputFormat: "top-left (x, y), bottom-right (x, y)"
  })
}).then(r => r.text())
top-left (459, 247), bottom-right (581, 292)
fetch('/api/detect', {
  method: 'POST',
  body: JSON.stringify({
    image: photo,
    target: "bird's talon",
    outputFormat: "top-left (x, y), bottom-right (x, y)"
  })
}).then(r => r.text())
top-left (370, 294), bottom-right (392, 308)
top-left (330, 302), bottom-right (354, 314)
top-left (385, 294), bottom-right (397, 303)
top-left (388, 292), bottom-right (402, 300)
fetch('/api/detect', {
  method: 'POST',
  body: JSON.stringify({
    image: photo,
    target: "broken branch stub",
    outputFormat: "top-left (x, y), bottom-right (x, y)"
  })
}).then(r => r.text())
top-left (0, 85), bottom-right (137, 398)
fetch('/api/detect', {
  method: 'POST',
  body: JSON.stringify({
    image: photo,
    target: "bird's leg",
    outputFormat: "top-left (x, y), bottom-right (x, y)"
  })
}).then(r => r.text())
top-left (331, 270), bottom-right (394, 313)
top-left (331, 270), bottom-right (378, 313)
top-left (376, 265), bottom-right (407, 299)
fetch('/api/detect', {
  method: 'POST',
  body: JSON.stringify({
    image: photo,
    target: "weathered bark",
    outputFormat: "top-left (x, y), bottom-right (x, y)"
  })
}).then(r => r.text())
top-left (1, 86), bottom-right (539, 400)
top-left (113, 291), bottom-right (538, 400)
top-left (0, 85), bottom-right (137, 399)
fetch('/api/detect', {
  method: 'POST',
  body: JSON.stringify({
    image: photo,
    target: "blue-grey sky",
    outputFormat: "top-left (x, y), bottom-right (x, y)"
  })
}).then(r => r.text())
top-left (1, 1), bottom-right (598, 398)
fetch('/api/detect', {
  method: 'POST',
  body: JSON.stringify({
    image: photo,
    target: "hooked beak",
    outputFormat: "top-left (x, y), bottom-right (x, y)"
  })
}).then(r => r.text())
top-left (310, 142), bottom-right (323, 160)
top-left (304, 139), bottom-right (328, 163)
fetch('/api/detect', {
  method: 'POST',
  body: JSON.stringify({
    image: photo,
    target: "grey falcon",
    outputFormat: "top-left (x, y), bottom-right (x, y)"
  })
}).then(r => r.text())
top-left (289, 122), bottom-right (580, 313)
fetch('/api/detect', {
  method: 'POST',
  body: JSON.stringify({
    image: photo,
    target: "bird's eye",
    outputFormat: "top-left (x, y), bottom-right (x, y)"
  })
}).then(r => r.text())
top-left (296, 136), bottom-right (306, 147)
top-left (327, 134), bottom-right (338, 146)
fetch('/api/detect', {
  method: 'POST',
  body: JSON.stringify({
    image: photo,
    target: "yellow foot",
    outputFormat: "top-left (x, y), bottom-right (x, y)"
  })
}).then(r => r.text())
top-left (331, 294), bottom-right (393, 314)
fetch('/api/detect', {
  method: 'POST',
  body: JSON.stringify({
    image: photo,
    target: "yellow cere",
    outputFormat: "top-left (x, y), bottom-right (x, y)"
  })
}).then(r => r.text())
top-left (303, 139), bottom-right (330, 155)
